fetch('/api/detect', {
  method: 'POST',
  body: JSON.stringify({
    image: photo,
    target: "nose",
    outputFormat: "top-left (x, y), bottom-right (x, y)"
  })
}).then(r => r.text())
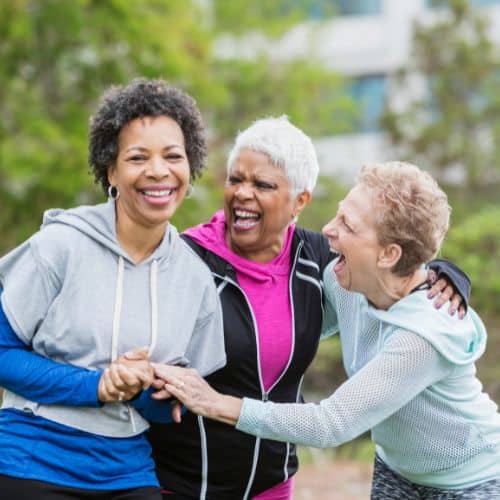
top-left (147, 156), bottom-right (170, 178)
top-left (234, 182), bottom-right (253, 200)
top-left (322, 217), bottom-right (338, 239)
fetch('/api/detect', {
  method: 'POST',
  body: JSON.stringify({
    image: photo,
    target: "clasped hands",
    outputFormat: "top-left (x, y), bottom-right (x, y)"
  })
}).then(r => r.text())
top-left (97, 347), bottom-right (217, 423)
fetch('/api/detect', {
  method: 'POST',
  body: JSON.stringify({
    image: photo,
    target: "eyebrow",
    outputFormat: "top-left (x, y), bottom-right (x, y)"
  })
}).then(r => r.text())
top-left (125, 144), bottom-right (183, 153)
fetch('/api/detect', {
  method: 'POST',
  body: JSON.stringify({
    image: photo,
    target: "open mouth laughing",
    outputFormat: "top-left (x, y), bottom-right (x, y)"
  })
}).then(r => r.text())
top-left (233, 208), bottom-right (261, 230)
top-left (139, 186), bottom-right (177, 205)
top-left (333, 251), bottom-right (346, 274)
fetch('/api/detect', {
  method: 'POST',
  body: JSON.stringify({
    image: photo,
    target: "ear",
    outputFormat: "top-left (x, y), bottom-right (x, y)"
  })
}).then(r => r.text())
top-left (107, 165), bottom-right (117, 187)
top-left (292, 190), bottom-right (311, 218)
top-left (377, 243), bottom-right (402, 270)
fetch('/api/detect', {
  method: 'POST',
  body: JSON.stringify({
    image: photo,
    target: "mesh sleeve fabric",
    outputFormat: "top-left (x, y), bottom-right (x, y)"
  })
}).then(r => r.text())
top-left (320, 261), bottom-right (339, 340)
top-left (237, 331), bottom-right (452, 448)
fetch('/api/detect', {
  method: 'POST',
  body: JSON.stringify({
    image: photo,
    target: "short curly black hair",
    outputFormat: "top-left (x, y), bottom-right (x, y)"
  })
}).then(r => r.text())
top-left (89, 78), bottom-right (207, 194)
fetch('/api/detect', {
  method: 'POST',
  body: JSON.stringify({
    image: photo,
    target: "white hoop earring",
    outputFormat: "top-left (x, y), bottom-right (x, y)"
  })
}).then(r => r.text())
top-left (185, 184), bottom-right (194, 199)
top-left (108, 185), bottom-right (120, 200)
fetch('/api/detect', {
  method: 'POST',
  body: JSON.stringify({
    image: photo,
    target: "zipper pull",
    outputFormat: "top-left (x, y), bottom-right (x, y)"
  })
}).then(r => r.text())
top-left (262, 392), bottom-right (269, 402)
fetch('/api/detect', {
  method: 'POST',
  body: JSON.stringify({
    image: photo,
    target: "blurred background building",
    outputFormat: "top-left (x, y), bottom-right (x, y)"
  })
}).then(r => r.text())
top-left (216, 0), bottom-right (500, 181)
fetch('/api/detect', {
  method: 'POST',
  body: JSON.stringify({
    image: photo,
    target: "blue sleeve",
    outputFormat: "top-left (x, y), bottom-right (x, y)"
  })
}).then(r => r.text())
top-left (130, 388), bottom-right (187, 424)
top-left (428, 258), bottom-right (471, 310)
top-left (0, 290), bottom-right (101, 407)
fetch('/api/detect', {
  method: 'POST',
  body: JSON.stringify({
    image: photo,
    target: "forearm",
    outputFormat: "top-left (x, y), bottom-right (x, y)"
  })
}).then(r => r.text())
top-left (0, 292), bottom-right (101, 406)
top-left (210, 394), bottom-right (243, 426)
top-left (236, 396), bottom-right (357, 448)
top-left (0, 347), bottom-right (102, 406)
top-left (236, 333), bottom-right (451, 448)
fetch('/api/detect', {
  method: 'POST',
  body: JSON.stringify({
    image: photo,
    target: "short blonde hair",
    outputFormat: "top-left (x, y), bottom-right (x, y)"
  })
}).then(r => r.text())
top-left (358, 161), bottom-right (451, 276)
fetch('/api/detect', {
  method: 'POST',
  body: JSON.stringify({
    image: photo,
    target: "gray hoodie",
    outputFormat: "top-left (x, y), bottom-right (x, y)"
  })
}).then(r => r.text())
top-left (0, 200), bottom-right (225, 437)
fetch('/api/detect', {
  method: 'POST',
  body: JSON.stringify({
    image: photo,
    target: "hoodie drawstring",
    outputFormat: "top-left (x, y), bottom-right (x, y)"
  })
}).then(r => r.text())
top-left (110, 255), bottom-right (159, 433)
top-left (149, 259), bottom-right (158, 357)
top-left (111, 256), bottom-right (125, 362)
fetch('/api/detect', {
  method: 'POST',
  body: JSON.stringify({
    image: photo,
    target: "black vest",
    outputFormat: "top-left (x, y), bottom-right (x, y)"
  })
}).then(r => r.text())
top-left (148, 228), bottom-right (333, 499)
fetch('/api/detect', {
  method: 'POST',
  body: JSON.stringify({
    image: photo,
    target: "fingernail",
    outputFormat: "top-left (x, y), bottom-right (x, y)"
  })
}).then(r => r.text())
top-left (428, 292), bottom-right (435, 298)
top-left (450, 308), bottom-right (456, 315)
top-left (435, 303), bottom-right (441, 309)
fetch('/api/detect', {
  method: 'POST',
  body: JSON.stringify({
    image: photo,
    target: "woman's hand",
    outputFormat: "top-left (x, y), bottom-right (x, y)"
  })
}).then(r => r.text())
top-left (151, 364), bottom-right (242, 426)
top-left (426, 270), bottom-right (466, 318)
top-left (98, 347), bottom-right (154, 403)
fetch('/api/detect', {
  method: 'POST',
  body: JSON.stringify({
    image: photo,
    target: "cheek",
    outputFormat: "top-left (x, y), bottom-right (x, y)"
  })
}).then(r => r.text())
top-left (176, 163), bottom-right (191, 184)
top-left (223, 188), bottom-right (233, 208)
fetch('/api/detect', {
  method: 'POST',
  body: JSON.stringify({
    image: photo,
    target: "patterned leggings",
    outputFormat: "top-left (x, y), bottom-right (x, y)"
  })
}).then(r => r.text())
top-left (371, 455), bottom-right (500, 499)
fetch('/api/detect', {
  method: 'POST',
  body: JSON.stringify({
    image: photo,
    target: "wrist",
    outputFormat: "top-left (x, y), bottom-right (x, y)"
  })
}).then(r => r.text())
top-left (212, 395), bottom-right (242, 426)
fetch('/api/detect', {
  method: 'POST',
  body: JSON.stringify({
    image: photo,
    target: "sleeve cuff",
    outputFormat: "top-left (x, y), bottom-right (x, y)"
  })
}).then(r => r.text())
top-left (235, 397), bottom-right (267, 435)
top-left (84, 369), bottom-right (104, 407)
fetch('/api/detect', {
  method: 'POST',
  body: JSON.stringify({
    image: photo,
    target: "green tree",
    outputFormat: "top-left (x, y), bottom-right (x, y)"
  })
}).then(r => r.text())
top-left (0, 0), bottom-right (353, 254)
top-left (442, 206), bottom-right (500, 315)
top-left (381, 0), bottom-right (500, 188)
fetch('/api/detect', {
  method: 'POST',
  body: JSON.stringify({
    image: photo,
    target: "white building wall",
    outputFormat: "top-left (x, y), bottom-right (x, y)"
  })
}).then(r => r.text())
top-left (215, 1), bottom-right (500, 184)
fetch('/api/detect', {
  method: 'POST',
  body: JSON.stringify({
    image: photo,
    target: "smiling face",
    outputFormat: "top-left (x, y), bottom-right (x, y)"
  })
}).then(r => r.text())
top-left (108, 115), bottom-right (190, 233)
top-left (322, 184), bottom-right (382, 293)
top-left (224, 148), bottom-right (310, 262)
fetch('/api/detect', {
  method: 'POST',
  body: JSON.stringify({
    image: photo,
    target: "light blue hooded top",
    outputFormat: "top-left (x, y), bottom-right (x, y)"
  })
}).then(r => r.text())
top-left (237, 259), bottom-right (500, 489)
top-left (0, 200), bottom-right (226, 438)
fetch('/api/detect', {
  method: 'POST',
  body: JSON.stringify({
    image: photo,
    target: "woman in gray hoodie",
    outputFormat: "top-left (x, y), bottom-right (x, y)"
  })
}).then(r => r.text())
top-left (0, 79), bottom-right (225, 499)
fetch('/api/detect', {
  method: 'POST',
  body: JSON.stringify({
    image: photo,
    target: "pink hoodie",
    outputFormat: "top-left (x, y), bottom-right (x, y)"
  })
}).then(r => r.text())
top-left (184, 210), bottom-right (294, 392)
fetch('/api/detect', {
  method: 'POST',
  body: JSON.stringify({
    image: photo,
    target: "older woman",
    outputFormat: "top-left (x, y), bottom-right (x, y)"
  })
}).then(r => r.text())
top-left (124, 121), bottom-right (467, 500)
top-left (162, 162), bottom-right (500, 498)
top-left (1, 117), bottom-right (467, 500)
top-left (0, 79), bottom-right (225, 499)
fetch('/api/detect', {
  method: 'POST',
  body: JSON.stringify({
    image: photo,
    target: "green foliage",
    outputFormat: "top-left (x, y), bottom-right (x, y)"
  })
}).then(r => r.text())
top-left (214, 0), bottom-right (337, 36)
top-left (212, 58), bottom-right (355, 140)
top-left (300, 176), bottom-right (347, 232)
top-left (0, 0), bottom-right (354, 255)
top-left (441, 206), bottom-right (500, 315)
top-left (381, 0), bottom-right (500, 187)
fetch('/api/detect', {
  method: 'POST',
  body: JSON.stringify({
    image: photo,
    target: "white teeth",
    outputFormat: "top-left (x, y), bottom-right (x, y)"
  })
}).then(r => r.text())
top-left (234, 209), bottom-right (259, 219)
top-left (143, 189), bottom-right (172, 197)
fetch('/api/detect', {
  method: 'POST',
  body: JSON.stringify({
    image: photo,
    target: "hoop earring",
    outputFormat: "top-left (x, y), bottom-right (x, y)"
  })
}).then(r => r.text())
top-left (185, 184), bottom-right (194, 199)
top-left (108, 185), bottom-right (120, 200)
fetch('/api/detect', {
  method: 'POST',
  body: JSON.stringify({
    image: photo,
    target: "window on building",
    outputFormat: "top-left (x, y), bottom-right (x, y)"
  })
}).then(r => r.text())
top-left (348, 74), bottom-right (387, 133)
top-left (332, 0), bottom-right (382, 15)
top-left (427, 0), bottom-right (500, 8)
top-left (307, 0), bottom-right (382, 18)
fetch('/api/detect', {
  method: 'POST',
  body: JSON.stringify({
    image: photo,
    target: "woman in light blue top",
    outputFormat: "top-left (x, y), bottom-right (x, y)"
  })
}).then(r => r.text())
top-left (157, 161), bottom-right (500, 499)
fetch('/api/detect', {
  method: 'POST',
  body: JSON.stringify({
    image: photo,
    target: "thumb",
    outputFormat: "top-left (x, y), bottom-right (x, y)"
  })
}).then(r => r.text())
top-left (124, 346), bottom-right (150, 360)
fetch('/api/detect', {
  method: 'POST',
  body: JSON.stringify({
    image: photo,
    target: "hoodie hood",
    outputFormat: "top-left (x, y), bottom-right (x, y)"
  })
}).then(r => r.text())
top-left (42, 199), bottom-right (177, 265)
top-left (184, 209), bottom-right (295, 283)
top-left (364, 291), bottom-right (486, 365)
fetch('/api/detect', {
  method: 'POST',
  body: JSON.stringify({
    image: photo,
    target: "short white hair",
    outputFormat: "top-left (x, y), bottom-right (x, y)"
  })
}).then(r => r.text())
top-left (227, 116), bottom-right (319, 193)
